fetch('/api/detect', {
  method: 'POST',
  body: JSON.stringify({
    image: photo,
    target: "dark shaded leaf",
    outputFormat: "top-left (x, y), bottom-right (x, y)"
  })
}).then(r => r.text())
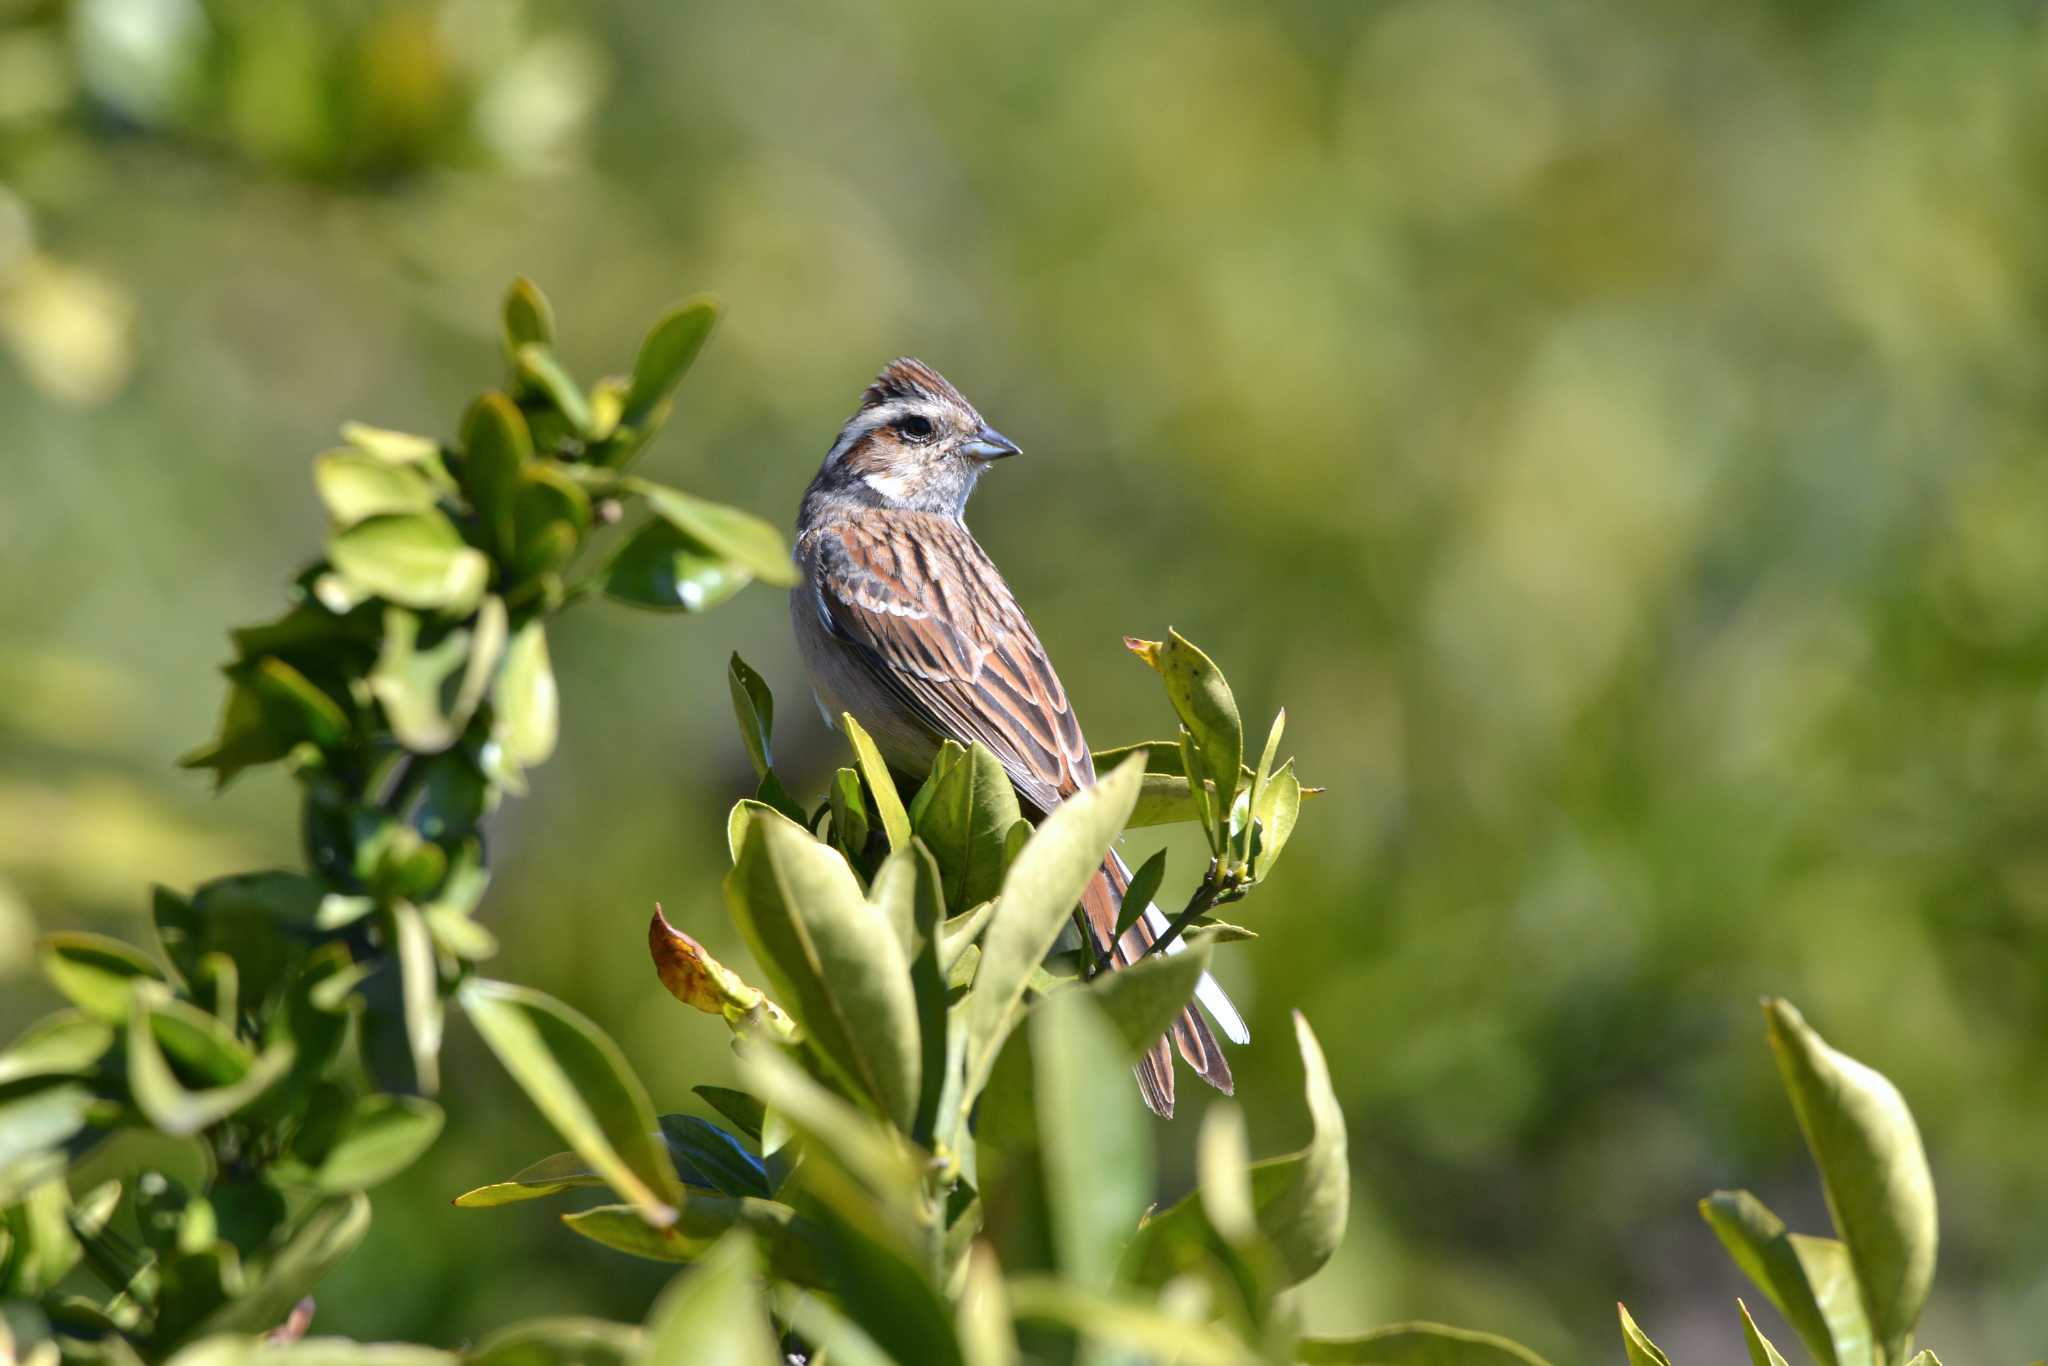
top-left (604, 521), bottom-right (749, 613)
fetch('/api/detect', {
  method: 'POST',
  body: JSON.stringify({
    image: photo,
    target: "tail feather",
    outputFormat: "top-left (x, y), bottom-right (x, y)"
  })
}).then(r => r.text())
top-left (1079, 850), bottom-right (1242, 1118)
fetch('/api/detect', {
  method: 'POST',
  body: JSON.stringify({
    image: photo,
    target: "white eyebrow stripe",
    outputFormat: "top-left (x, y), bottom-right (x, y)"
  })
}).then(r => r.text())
top-left (825, 400), bottom-right (923, 466)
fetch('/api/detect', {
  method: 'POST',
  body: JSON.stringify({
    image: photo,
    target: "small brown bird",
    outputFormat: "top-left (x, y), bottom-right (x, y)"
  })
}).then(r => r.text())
top-left (791, 357), bottom-right (1246, 1117)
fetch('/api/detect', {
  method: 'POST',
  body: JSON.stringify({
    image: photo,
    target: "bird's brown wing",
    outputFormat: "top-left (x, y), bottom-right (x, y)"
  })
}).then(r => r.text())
top-left (803, 512), bottom-right (1093, 815)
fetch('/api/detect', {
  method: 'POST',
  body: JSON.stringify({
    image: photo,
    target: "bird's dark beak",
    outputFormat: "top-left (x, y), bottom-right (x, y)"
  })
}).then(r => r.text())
top-left (962, 425), bottom-right (1020, 462)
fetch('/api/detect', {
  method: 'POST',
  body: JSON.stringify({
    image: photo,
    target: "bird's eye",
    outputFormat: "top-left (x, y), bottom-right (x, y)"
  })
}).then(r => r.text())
top-left (896, 414), bottom-right (935, 442)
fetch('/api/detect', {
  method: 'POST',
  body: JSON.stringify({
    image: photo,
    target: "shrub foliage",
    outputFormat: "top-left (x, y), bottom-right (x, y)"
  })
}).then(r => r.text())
top-left (1, 283), bottom-right (1947, 1366)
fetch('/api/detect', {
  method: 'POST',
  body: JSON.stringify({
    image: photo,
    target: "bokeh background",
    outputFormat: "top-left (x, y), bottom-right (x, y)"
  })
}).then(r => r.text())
top-left (5, 0), bottom-right (2047, 1359)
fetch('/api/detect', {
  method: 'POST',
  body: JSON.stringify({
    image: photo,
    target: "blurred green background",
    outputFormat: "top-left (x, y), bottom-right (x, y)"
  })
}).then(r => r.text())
top-left (4, 0), bottom-right (2046, 1359)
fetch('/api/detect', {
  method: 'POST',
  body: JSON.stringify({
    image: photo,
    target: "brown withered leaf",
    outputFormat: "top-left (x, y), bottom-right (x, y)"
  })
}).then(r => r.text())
top-left (648, 904), bottom-right (798, 1042)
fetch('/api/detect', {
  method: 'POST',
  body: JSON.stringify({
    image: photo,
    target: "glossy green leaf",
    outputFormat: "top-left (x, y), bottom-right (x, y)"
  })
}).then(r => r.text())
top-left (509, 463), bottom-right (591, 581)
top-left (1764, 999), bottom-right (1936, 1362)
top-left (963, 755), bottom-right (1145, 1105)
top-left (1114, 848), bottom-right (1167, 940)
top-left (561, 1196), bottom-right (819, 1287)
top-left (329, 512), bottom-right (490, 613)
top-left (734, 1043), bottom-right (923, 1231)
top-left (659, 1114), bottom-right (770, 1198)
top-left (459, 978), bottom-right (683, 1226)
top-left (1251, 758), bottom-right (1304, 875)
top-left (39, 932), bottom-right (163, 1021)
top-left (724, 817), bottom-right (920, 1127)
top-left (485, 620), bottom-right (557, 793)
top-left (461, 392), bottom-right (532, 559)
top-left (340, 421), bottom-right (442, 467)
top-left (694, 1086), bottom-right (766, 1142)
top-left (624, 296), bottom-right (719, 426)
top-left (468, 1316), bottom-right (640, 1366)
top-left (728, 653), bottom-right (776, 779)
top-left (310, 1095), bottom-right (443, 1191)
top-left (829, 767), bottom-right (871, 857)
top-left (1700, 1190), bottom-right (1852, 1366)
top-left (604, 521), bottom-right (749, 613)
top-left (1126, 630), bottom-right (1244, 825)
top-left (1296, 1323), bottom-right (1555, 1364)
top-left (915, 741), bottom-right (1022, 914)
top-left (313, 450), bottom-right (438, 527)
top-left (841, 712), bottom-right (911, 851)
top-left (627, 478), bottom-right (797, 587)
top-left (639, 1229), bottom-right (781, 1366)
top-left (452, 1151), bottom-right (607, 1208)
top-left (1740, 1301), bottom-right (1791, 1366)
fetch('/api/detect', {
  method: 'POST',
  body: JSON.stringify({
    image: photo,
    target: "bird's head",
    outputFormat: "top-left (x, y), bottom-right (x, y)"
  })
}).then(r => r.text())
top-left (810, 358), bottom-right (1019, 517)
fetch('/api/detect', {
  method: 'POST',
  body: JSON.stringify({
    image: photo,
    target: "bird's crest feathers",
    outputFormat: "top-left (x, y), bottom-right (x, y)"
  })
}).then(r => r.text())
top-left (862, 357), bottom-right (969, 413)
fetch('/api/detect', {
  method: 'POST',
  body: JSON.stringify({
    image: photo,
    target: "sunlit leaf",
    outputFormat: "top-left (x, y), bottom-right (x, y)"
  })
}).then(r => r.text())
top-left (39, 932), bottom-right (163, 1021)
top-left (514, 344), bottom-right (593, 436)
top-left (309, 1095), bottom-right (443, 1192)
top-left (329, 512), bottom-right (490, 613)
top-left (485, 620), bottom-right (557, 793)
top-left (1125, 631), bottom-right (1243, 832)
top-left (626, 479), bottom-right (797, 587)
top-left (1740, 1301), bottom-right (1791, 1366)
top-left (1618, 1305), bottom-right (1671, 1366)
top-left (1006, 1277), bottom-right (1248, 1366)
top-left (1699, 1190), bottom-right (1851, 1366)
top-left (605, 521), bottom-right (749, 613)
top-left (453, 1151), bottom-right (607, 1208)
top-left (723, 818), bottom-right (920, 1127)
top-left (1296, 1323), bottom-right (1555, 1364)
top-left (313, 450), bottom-right (438, 527)
top-left (841, 713), bottom-right (911, 851)
top-left (638, 1228), bottom-right (779, 1366)
top-left (624, 296), bottom-right (719, 427)
top-left (459, 978), bottom-right (683, 1226)
top-left (963, 756), bottom-right (1145, 1107)
top-left (0, 1010), bottom-right (115, 1086)
top-left (502, 277), bottom-right (556, 355)
top-left (1764, 999), bottom-right (1936, 1363)
top-left (468, 1315), bottom-right (640, 1366)
top-left (915, 741), bottom-right (1022, 914)
top-left (648, 905), bottom-right (797, 1041)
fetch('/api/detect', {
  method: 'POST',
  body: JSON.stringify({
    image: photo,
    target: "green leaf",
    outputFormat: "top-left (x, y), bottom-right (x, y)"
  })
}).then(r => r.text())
top-left (329, 512), bottom-right (490, 613)
top-left (955, 1243), bottom-right (1018, 1366)
top-left (126, 987), bottom-right (295, 1136)
top-left (310, 1096), bottom-right (443, 1191)
top-left (509, 463), bottom-right (592, 581)
top-left (514, 344), bottom-right (593, 436)
top-left (733, 1044), bottom-right (923, 1229)
top-left (340, 421), bottom-right (443, 467)
top-left (694, 1086), bottom-right (766, 1142)
top-left (393, 902), bottom-right (443, 1094)
top-left (914, 742), bottom-right (1023, 914)
top-left (999, 991), bottom-right (1150, 1286)
top-left (461, 393), bottom-right (532, 559)
top-left (963, 755), bottom-right (1145, 1106)
top-left (1763, 999), bottom-right (1937, 1362)
top-left (1295, 1323), bottom-right (1555, 1364)
top-left (1901, 1353), bottom-right (1942, 1366)
top-left (648, 906), bottom-right (797, 1041)
top-left (829, 767), bottom-right (871, 858)
top-left (459, 978), bottom-right (684, 1226)
top-left (640, 1229), bottom-right (781, 1366)
top-left (453, 1151), bottom-right (607, 1208)
top-left (659, 1115), bottom-right (770, 1198)
top-left (627, 479), bottom-right (798, 587)
top-left (189, 1194), bottom-right (370, 1338)
top-left (39, 932), bottom-right (163, 1021)
top-left (313, 450), bottom-right (438, 527)
top-left (562, 1196), bottom-right (819, 1287)
top-left (1740, 1301), bottom-right (1791, 1366)
top-left (0, 1011), bottom-right (115, 1086)
top-left (486, 620), bottom-right (557, 793)
top-left (1251, 758), bottom-right (1304, 875)
top-left (1084, 937), bottom-right (1212, 1064)
top-left (503, 277), bottom-right (556, 354)
top-left (1618, 1305), bottom-right (1671, 1366)
top-left (841, 713), bottom-right (911, 851)
top-left (624, 296), bottom-right (719, 427)
top-left (0, 1085), bottom-right (94, 1201)
top-left (728, 654), bottom-right (776, 778)
top-left (1125, 631), bottom-right (1244, 833)
top-left (1700, 1190), bottom-right (1854, 1366)
top-left (1006, 1277), bottom-right (1249, 1366)
top-left (468, 1316), bottom-right (640, 1366)
top-left (369, 609), bottom-right (477, 753)
top-left (604, 521), bottom-right (750, 613)
top-left (1114, 848), bottom-right (1167, 941)
top-left (723, 818), bottom-right (921, 1127)
top-left (1250, 1011), bottom-right (1349, 1284)
top-left (778, 1290), bottom-right (899, 1366)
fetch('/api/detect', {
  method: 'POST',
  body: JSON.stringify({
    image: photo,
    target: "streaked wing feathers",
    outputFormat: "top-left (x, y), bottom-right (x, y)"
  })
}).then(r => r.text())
top-left (806, 513), bottom-right (1092, 814)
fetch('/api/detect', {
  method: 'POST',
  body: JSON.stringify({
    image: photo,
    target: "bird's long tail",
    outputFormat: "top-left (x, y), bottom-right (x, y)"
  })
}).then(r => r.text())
top-left (1077, 850), bottom-right (1249, 1118)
